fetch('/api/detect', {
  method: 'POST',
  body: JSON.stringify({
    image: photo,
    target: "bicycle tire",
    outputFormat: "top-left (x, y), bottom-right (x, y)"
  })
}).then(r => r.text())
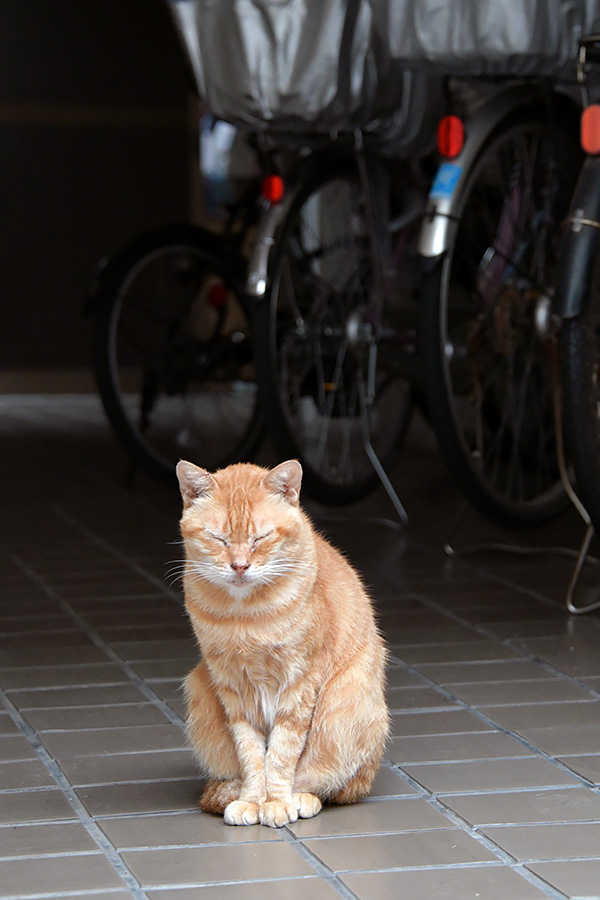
top-left (254, 159), bottom-right (414, 505)
top-left (420, 103), bottom-right (579, 527)
top-left (561, 302), bottom-right (600, 532)
top-left (91, 224), bottom-right (263, 484)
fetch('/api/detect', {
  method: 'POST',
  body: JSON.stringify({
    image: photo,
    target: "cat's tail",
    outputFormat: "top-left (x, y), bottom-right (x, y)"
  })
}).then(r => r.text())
top-left (199, 779), bottom-right (241, 815)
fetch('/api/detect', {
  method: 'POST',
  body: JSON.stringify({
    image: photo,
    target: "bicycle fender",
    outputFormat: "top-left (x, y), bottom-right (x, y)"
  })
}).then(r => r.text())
top-left (246, 193), bottom-right (295, 299)
top-left (418, 84), bottom-right (548, 259)
top-left (554, 155), bottom-right (600, 319)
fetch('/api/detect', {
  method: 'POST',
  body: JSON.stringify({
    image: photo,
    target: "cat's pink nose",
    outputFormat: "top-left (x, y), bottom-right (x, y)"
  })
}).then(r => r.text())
top-left (231, 560), bottom-right (250, 574)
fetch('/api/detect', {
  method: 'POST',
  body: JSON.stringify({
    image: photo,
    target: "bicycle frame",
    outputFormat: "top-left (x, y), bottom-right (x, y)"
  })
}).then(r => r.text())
top-left (553, 153), bottom-right (600, 319)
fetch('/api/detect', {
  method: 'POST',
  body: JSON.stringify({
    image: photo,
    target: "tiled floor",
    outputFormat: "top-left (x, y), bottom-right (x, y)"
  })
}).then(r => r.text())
top-left (1, 394), bottom-right (600, 900)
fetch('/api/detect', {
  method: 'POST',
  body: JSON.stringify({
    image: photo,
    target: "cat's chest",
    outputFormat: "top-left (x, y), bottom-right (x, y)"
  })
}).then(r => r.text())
top-left (213, 644), bottom-right (305, 731)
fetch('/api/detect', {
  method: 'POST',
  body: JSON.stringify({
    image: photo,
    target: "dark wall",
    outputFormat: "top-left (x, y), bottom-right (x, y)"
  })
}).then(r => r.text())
top-left (0, 0), bottom-right (194, 374)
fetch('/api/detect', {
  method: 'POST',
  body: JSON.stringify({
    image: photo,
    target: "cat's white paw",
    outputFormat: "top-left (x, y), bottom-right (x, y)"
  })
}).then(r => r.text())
top-left (259, 799), bottom-right (298, 828)
top-left (294, 792), bottom-right (322, 819)
top-left (224, 799), bottom-right (260, 825)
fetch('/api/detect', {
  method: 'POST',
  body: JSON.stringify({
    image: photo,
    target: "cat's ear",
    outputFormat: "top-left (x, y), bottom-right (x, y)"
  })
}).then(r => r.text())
top-left (264, 460), bottom-right (303, 506)
top-left (176, 461), bottom-right (215, 507)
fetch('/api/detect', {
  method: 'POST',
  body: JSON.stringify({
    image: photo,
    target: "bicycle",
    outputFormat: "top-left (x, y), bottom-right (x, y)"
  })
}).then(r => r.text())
top-left (555, 36), bottom-right (600, 538)
top-left (418, 79), bottom-right (582, 528)
top-left (86, 179), bottom-right (265, 485)
top-left (248, 139), bottom-right (429, 506)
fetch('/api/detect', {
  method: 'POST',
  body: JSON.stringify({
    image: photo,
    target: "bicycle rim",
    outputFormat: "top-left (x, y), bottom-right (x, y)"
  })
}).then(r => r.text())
top-left (421, 110), bottom-right (578, 526)
top-left (94, 233), bottom-right (262, 482)
top-left (256, 162), bottom-right (414, 505)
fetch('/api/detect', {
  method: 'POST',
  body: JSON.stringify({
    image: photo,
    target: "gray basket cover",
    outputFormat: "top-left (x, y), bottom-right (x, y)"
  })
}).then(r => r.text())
top-left (167, 0), bottom-right (600, 134)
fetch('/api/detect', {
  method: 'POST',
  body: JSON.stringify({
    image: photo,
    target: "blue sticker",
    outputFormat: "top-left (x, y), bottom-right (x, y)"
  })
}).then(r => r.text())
top-left (430, 162), bottom-right (462, 200)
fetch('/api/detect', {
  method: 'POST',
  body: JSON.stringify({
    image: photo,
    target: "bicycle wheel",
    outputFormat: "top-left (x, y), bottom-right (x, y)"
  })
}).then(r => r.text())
top-left (421, 104), bottom-right (579, 527)
top-left (561, 286), bottom-right (600, 531)
top-left (254, 160), bottom-right (414, 505)
top-left (91, 225), bottom-right (263, 483)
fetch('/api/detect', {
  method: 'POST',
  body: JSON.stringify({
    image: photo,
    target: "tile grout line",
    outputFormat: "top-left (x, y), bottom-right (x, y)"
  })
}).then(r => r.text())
top-left (0, 690), bottom-right (150, 900)
top-left (279, 826), bottom-right (363, 900)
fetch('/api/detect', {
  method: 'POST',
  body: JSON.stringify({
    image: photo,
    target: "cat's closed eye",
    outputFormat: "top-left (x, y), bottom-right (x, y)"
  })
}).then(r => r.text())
top-left (251, 531), bottom-right (274, 545)
top-left (206, 531), bottom-right (229, 546)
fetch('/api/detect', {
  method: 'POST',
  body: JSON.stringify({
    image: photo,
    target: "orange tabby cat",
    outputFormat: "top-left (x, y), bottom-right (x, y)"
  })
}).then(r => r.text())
top-left (176, 458), bottom-right (389, 828)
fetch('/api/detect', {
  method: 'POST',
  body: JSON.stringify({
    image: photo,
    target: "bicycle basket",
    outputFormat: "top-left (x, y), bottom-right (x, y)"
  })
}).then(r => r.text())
top-left (377, 0), bottom-right (600, 79)
top-left (165, 0), bottom-right (441, 153)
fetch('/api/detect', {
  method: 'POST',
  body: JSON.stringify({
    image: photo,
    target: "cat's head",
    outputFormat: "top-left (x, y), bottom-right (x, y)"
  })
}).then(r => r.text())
top-left (176, 459), bottom-right (305, 599)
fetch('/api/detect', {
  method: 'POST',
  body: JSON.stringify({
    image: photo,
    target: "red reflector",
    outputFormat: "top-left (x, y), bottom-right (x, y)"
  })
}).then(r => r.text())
top-left (208, 283), bottom-right (228, 309)
top-left (261, 174), bottom-right (285, 204)
top-left (581, 105), bottom-right (600, 154)
top-left (437, 115), bottom-right (465, 159)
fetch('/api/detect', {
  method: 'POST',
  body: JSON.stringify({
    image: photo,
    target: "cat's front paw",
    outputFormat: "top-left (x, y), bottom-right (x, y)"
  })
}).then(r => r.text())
top-left (294, 792), bottom-right (322, 819)
top-left (224, 799), bottom-right (260, 826)
top-left (259, 799), bottom-right (298, 828)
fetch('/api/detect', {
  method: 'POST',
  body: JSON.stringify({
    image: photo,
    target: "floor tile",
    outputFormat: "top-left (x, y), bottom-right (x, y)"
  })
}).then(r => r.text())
top-left (0, 759), bottom-right (56, 790)
top-left (0, 735), bottom-right (40, 762)
top-left (480, 700), bottom-right (600, 733)
top-left (0, 821), bottom-right (99, 858)
top-left (76, 779), bottom-right (200, 817)
top-left (40, 723), bottom-right (185, 759)
top-left (522, 725), bottom-right (600, 757)
top-left (387, 686), bottom-right (458, 710)
top-left (341, 865), bottom-right (552, 899)
top-left (99, 810), bottom-right (284, 848)
top-left (389, 624), bottom-right (479, 646)
top-left (558, 754), bottom-right (600, 784)
top-left (21, 702), bottom-right (171, 732)
top-left (110, 639), bottom-right (197, 662)
top-left (390, 709), bottom-right (493, 737)
top-left (121, 842), bottom-right (315, 887)
top-left (303, 828), bottom-right (497, 871)
top-left (59, 748), bottom-right (196, 786)
top-left (449, 678), bottom-right (595, 707)
top-left (289, 797), bottom-right (449, 838)
top-left (385, 667), bottom-right (430, 688)
top-left (483, 822), bottom-right (600, 862)
top-left (0, 789), bottom-right (77, 825)
top-left (0, 662), bottom-right (129, 690)
top-left (395, 641), bottom-right (521, 665)
top-left (419, 660), bottom-right (552, 685)
top-left (8, 683), bottom-right (148, 708)
top-left (443, 787), bottom-right (600, 826)
top-left (528, 860), bottom-right (600, 898)
top-left (145, 880), bottom-right (341, 900)
top-left (402, 757), bottom-right (580, 794)
top-left (0, 854), bottom-right (125, 897)
top-left (0, 645), bottom-right (109, 668)
top-left (387, 731), bottom-right (536, 765)
top-left (368, 765), bottom-right (417, 798)
top-left (131, 660), bottom-right (196, 680)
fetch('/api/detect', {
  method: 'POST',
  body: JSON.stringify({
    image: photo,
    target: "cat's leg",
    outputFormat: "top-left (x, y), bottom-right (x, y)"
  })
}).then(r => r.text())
top-left (187, 664), bottom-right (265, 824)
top-left (185, 663), bottom-right (239, 781)
top-left (258, 689), bottom-right (321, 828)
top-left (221, 718), bottom-right (268, 825)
